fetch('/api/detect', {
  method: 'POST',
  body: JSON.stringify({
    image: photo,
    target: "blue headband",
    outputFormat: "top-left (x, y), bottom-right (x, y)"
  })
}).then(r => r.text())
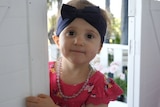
top-left (56, 4), bottom-right (107, 43)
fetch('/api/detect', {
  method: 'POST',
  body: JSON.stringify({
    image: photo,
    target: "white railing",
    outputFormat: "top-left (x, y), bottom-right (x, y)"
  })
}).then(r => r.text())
top-left (91, 43), bottom-right (128, 74)
top-left (98, 43), bottom-right (128, 66)
top-left (48, 43), bottom-right (128, 73)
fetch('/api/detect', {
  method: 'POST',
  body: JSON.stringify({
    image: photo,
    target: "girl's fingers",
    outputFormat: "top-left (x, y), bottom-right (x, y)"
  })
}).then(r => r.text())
top-left (26, 96), bottom-right (40, 103)
top-left (26, 95), bottom-right (57, 107)
top-left (37, 94), bottom-right (49, 98)
top-left (26, 101), bottom-right (37, 107)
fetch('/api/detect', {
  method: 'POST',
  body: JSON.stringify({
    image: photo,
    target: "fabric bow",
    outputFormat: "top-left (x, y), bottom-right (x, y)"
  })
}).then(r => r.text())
top-left (61, 4), bottom-right (101, 22)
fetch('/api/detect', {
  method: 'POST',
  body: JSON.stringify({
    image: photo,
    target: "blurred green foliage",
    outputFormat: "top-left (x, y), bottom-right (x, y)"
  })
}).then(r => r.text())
top-left (110, 17), bottom-right (121, 44)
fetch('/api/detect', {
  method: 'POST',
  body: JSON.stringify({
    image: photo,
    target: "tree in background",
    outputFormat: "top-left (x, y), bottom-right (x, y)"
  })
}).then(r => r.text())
top-left (121, 0), bottom-right (128, 45)
top-left (47, 0), bottom-right (62, 10)
top-left (105, 0), bottom-right (128, 45)
top-left (105, 0), bottom-right (121, 44)
top-left (57, 0), bottom-right (62, 10)
top-left (104, 0), bottom-right (111, 43)
top-left (105, 0), bottom-right (110, 12)
top-left (47, 0), bottom-right (52, 10)
top-left (110, 17), bottom-right (121, 44)
top-left (47, 0), bottom-right (63, 44)
top-left (48, 15), bottom-right (57, 44)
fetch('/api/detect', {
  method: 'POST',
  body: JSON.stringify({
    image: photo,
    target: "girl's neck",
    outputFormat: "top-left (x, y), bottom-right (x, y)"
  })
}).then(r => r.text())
top-left (57, 57), bottom-right (91, 85)
top-left (61, 58), bottom-right (90, 74)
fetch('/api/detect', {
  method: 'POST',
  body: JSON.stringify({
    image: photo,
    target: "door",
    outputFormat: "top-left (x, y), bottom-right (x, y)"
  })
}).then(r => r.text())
top-left (128, 0), bottom-right (160, 107)
top-left (0, 0), bottom-right (49, 107)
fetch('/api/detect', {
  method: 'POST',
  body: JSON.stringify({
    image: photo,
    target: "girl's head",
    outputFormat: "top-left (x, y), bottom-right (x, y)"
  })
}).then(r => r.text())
top-left (55, 0), bottom-right (110, 44)
top-left (53, 0), bottom-right (110, 64)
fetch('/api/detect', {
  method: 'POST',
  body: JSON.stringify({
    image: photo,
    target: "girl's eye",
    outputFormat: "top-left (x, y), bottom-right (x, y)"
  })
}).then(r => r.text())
top-left (87, 34), bottom-right (94, 39)
top-left (67, 31), bottom-right (75, 36)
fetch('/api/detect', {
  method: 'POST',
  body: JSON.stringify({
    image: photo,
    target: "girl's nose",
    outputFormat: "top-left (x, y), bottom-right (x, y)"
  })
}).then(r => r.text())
top-left (74, 36), bottom-right (85, 46)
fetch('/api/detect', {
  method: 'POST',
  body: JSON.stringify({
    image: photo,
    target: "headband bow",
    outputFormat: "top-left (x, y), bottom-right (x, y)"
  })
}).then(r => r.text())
top-left (56, 4), bottom-right (107, 43)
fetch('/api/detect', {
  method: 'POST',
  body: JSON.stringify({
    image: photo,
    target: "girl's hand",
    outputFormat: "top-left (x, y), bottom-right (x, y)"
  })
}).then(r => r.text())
top-left (26, 94), bottom-right (59, 107)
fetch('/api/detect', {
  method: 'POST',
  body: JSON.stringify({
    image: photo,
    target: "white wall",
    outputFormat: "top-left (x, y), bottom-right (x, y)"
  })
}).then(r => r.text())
top-left (128, 0), bottom-right (160, 107)
top-left (0, 0), bottom-right (49, 107)
top-left (140, 0), bottom-right (160, 107)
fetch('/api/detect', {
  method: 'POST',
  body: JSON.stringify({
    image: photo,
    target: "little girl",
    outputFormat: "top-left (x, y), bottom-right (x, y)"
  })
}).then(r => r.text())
top-left (26, 0), bottom-right (123, 107)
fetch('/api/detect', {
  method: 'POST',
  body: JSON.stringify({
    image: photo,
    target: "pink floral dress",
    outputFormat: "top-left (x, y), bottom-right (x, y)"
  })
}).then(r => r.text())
top-left (49, 62), bottom-right (123, 107)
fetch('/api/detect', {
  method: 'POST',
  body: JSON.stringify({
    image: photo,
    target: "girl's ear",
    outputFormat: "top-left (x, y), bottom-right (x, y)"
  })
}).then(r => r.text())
top-left (52, 35), bottom-right (60, 47)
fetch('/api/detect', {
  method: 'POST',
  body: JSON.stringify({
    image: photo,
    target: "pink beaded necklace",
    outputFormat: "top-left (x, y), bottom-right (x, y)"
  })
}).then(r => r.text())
top-left (56, 58), bottom-right (93, 99)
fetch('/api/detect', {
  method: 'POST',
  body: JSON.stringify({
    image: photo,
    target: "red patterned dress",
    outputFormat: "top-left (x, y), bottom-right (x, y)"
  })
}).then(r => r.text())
top-left (49, 62), bottom-right (123, 107)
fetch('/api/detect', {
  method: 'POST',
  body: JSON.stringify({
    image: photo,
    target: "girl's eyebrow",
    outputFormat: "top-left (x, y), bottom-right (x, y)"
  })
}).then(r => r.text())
top-left (67, 25), bottom-right (77, 28)
top-left (65, 26), bottom-right (76, 30)
top-left (85, 27), bottom-right (99, 35)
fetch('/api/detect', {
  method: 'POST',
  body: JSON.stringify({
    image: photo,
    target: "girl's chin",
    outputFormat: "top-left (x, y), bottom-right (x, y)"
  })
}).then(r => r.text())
top-left (69, 57), bottom-right (91, 64)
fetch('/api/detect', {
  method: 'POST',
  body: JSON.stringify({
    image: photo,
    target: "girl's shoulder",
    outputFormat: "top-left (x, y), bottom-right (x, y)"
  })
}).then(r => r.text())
top-left (89, 70), bottom-right (106, 83)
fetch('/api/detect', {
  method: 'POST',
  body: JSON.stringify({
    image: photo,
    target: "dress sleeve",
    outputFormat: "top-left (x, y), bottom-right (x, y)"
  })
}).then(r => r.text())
top-left (86, 73), bottom-right (123, 105)
top-left (104, 77), bottom-right (124, 102)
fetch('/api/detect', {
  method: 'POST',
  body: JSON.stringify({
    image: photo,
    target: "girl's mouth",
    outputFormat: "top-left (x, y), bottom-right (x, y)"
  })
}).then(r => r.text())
top-left (70, 50), bottom-right (85, 54)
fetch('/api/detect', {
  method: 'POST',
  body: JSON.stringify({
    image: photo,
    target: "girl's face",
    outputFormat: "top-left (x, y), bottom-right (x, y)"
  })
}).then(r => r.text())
top-left (55, 18), bottom-right (102, 65)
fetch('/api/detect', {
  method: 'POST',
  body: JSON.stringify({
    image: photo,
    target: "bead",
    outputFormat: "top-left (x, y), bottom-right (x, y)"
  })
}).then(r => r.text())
top-left (56, 58), bottom-right (93, 99)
